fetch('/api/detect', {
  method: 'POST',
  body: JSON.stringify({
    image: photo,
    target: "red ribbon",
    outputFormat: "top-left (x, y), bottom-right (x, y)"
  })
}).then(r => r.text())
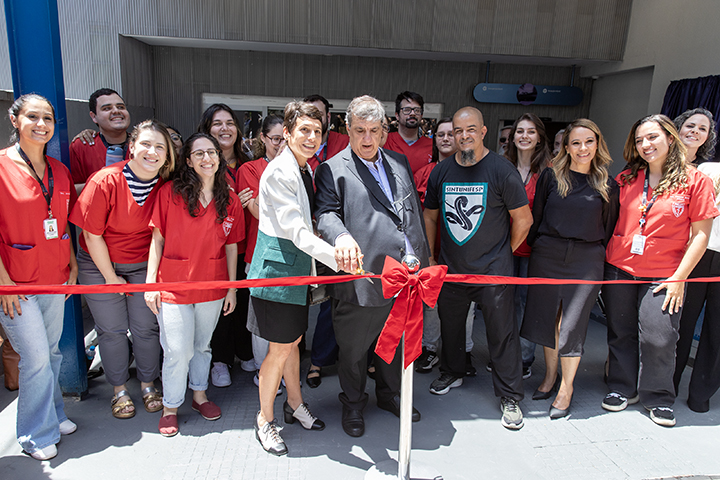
top-left (374, 256), bottom-right (448, 368)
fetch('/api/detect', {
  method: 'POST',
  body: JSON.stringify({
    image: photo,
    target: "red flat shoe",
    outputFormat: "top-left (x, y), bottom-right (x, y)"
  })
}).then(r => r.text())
top-left (192, 400), bottom-right (222, 420)
top-left (159, 414), bottom-right (178, 437)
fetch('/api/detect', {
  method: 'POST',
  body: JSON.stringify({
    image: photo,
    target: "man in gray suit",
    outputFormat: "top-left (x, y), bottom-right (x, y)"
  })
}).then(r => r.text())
top-left (315, 95), bottom-right (430, 437)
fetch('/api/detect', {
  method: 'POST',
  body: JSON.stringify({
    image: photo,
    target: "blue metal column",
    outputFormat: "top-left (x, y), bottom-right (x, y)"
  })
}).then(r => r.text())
top-left (5, 0), bottom-right (88, 397)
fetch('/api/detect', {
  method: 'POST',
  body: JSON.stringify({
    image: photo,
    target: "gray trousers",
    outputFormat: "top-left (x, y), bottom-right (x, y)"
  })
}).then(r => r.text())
top-left (78, 249), bottom-right (161, 386)
top-left (603, 263), bottom-right (681, 408)
top-left (332, 299), bottom-right (401, 411)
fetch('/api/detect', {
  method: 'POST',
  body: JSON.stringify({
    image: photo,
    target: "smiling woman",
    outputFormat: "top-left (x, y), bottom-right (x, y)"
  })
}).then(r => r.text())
top-left (71, 119), bottom-right (175, 423)
top-left (0, 94), bottom-right (78, 461)
top-left (144, 132), bottom-right (244, 438)
top-left (247, 101), bottom-right (351, 456)
top-left (602, 114), bottom-right (719, 427)
top-left (673, 108), bottom-right (717, 164)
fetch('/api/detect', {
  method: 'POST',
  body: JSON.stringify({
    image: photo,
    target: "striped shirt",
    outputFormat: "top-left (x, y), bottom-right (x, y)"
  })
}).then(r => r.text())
top-left (123, 163), bottom-right (159, 206)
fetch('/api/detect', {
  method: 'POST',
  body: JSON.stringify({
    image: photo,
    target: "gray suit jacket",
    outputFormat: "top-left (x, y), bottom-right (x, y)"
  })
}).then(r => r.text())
top-left (314, 146), bottom-right (430, 307)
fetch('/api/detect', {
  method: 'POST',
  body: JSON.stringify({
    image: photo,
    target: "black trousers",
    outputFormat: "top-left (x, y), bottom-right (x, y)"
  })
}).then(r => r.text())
top-left (210, 253), bottom-right (253, 364)
top-left (673, 249), bottom-right (720, 410)
top-left (438, 282), bottom-right (523, 400)
top-left (603, 263), bottom-right (681, 408)
top-left (332, 299), bottom-right (401, 411)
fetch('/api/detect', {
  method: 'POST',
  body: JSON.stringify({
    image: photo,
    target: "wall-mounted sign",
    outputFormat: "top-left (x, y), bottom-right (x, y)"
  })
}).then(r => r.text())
top-left (473, 83), bottom-right (583, 106)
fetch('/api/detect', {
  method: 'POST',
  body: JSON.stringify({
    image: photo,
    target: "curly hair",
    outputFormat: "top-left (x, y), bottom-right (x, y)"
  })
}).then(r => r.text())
top-left (673, 108), bottom-right (717, 162)
top-left (552, 119), bottom-right (613, 202)
top-left (173, 133), bottom-right (233, 223)
top-left (504, 113), bottom-right (551, 175)
top-left (620, 114), bottom-right (688, 196)
top-left (128, 119), bottom-right (176, 180)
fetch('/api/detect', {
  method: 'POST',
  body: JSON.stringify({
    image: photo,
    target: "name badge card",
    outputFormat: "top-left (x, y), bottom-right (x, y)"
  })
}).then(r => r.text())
top-left (44, 218), bottom-right (59, 240)
top-left (631, 234), bottom-right (646, 255)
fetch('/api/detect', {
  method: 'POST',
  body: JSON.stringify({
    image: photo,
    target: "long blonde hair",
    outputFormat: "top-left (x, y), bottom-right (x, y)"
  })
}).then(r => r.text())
top-left (552, 119), bottom-right (612, 202)
top-left (620, 114), bottom-right (688, 195)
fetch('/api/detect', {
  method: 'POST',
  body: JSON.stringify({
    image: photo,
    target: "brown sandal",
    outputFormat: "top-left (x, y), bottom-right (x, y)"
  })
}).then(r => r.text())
top-left (142, 386), bottom-right (163, 413)
top-left (111, 390), bottom-right (136, 419)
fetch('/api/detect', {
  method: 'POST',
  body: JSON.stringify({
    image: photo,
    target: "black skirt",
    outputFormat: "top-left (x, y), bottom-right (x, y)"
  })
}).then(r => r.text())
top-left (520, 235), bottom-right (604, 356)
top-left (251, 295), bottom-right (308, 344)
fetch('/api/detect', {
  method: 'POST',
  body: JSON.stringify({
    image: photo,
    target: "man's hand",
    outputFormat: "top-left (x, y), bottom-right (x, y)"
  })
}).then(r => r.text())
top-left (73, 129), bottom-right (97, 145)
top-left (334, 234), bottom-right (363, 273)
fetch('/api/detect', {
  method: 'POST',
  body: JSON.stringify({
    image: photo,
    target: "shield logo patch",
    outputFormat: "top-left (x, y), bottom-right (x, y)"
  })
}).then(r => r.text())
top-left (223, 216), bottom-right (235, 237)
top-left (672, 202), bottom-right (684, 217)
top-left (442, 183), bottom-right (486, 245)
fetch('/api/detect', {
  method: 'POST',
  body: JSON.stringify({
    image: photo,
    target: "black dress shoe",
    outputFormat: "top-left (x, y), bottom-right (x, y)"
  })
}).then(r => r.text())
top-left (342, 407), bottom-right (364, 437)
top-left (550, 402), bottom-right (571, 419)
top-left (377, 395), bottom-right (421, 422)
top-left (532, 376), bottom-right (561, 400)
top-left (306, 367), bottom-right (322, 389)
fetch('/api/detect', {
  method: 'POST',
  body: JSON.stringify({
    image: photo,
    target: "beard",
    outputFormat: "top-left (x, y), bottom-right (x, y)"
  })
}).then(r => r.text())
top-left (460, 149), bottom-right (475, 163)
top-left (402, 117), bottom-right (419, 129)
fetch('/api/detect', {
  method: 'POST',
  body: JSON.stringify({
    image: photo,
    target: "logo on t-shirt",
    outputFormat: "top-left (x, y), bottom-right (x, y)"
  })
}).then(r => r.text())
top-left (442, 183), bottom-right (486, 245)
top-left (222, 216), bottom-right (235, 237)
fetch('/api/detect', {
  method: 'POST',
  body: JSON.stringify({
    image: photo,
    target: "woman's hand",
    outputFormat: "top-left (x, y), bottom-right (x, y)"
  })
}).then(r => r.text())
top-left (653, 278), bottom-right (685, 314)
top-left (107, 274), bottom-right (128, 297)
top-left (0, 276), bottom-right (25, 320)
top-left (223, 289), bottom-right (237, 316)
top-left (66, 249), bottom-right (79, 300)
top-left (144, 291), bottom-right (162, 315)
top-left (238, 187), bottom-right (254, 209)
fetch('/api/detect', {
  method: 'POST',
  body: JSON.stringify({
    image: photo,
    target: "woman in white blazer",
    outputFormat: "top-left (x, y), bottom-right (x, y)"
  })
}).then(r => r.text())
top-left (248, 101), bottom-right (356, 456)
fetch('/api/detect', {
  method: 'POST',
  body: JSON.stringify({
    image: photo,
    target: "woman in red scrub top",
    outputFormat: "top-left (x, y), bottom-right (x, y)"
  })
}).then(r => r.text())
top-left (601, 114), bottom-right (718, 427)
top-left (198, 103), bottom-right (255, 387)
top-left (145, 133), bottom-right (244, 437)
top-left (0, 94), bottom-right (78, 461)
top-left (70, 119), bottom-right (175, 420)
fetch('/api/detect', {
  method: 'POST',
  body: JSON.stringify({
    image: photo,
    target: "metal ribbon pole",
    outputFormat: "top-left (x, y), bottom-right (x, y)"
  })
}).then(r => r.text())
top-left (398, 334), bottom-right (413, 479)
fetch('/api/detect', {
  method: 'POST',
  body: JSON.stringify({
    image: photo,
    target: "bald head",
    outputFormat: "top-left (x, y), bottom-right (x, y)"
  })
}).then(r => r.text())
top-left (451, 107), bottom-right (488, 166)
top-left (453, 107), bottom-right (484, 128)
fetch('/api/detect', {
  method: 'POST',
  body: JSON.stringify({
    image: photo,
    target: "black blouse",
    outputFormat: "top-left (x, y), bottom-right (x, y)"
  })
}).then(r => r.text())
top-left (527, 168), bottom-right (620, 247)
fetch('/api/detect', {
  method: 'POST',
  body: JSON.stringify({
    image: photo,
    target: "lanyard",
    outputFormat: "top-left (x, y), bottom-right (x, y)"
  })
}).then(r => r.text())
top-left (16, 143), bottom-right (54, 218)
top-left (638, 171), bottom-right (657, 235)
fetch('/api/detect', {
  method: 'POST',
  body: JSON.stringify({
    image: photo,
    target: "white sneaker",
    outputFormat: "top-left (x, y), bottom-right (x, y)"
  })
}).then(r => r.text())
top-left (240, 359), bottom-right (256, 372)
top-left (28, 444), bottom-right (57, 461)
top-left (59, 419), bottom-right (77, 435)
top-left (211, 362), bottom-right (232, 388)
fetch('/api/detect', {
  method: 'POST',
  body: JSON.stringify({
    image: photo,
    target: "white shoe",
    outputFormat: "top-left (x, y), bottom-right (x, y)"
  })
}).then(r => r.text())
top-left (59, 419), bottom-right (77, 435)
top-left (240, 359), bottom-right (256, 372)
top-left (211, 362), bottom-right (232, 387)
top-left (28, 444), bottom-right (57, 461)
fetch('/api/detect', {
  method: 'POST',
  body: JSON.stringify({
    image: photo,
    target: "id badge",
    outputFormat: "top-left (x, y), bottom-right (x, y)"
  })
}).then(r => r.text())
top-left (630, 234), bottom-right (646, 255)
top-left (44, 218), bottom-right (59, 240)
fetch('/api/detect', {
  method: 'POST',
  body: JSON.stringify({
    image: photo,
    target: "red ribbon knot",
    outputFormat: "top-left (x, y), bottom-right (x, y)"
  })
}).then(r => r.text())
top-left (374, 256), bottom-right (448, 368)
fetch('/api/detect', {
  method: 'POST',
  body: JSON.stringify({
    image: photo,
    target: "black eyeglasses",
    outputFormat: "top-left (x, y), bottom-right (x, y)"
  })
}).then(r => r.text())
top-left (399, 107), bottom-right (423, 115)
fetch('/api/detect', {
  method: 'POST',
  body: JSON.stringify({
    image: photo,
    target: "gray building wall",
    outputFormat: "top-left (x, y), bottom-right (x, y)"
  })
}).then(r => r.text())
top-left (588, 67), bottom-right (653, 176)
top-left (0, 0), bottom-right (632, 98)
top-left (141, 44), bottom-right (592, 144)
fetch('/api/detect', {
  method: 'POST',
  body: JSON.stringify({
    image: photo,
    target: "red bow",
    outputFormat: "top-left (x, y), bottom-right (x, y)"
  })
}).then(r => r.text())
top-left (374, 256), bottom-right (448, 368)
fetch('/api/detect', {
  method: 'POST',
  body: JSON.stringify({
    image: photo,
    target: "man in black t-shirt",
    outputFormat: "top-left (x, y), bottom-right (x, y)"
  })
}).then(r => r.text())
top-left (423, 107), bottom-right (533, 430)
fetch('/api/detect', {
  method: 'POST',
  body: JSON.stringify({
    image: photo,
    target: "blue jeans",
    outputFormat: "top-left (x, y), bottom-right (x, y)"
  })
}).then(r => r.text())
top-left (0, 294), bottom-right (68, 451)
top-left (157, 300), bottom-right (223, 408)
top-left (514, 255), bottom-right (536, 367)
